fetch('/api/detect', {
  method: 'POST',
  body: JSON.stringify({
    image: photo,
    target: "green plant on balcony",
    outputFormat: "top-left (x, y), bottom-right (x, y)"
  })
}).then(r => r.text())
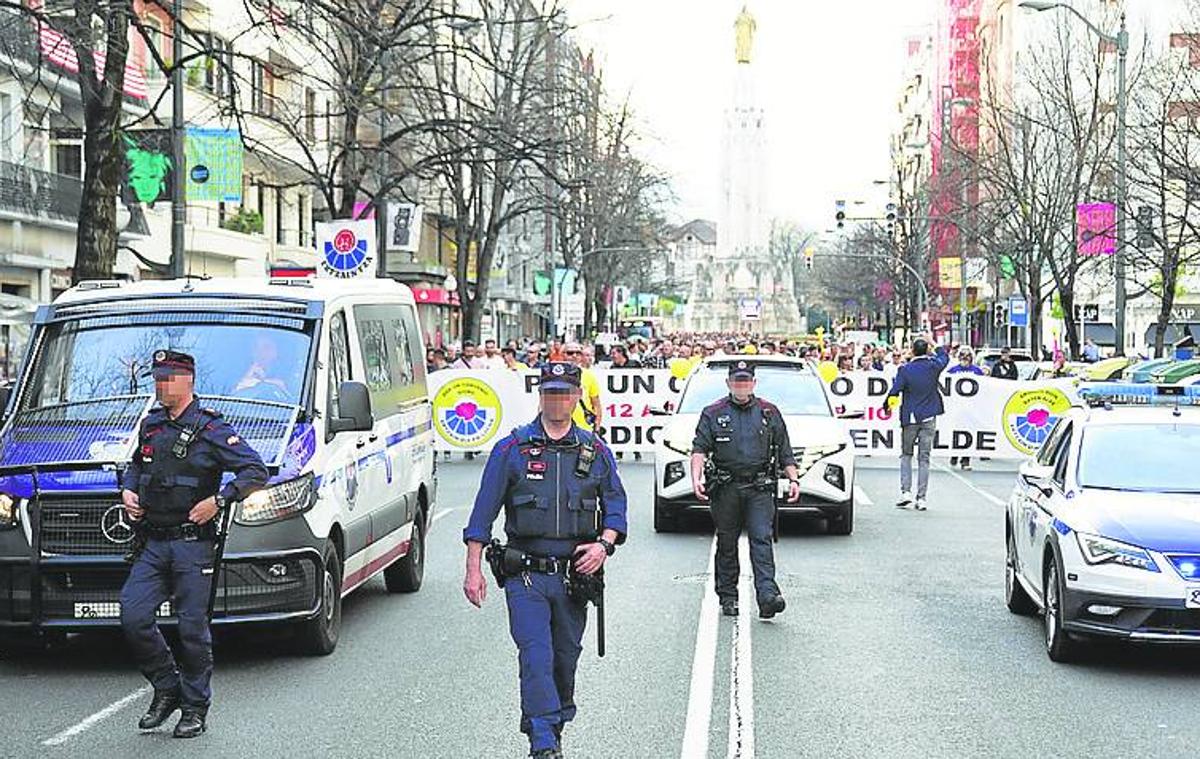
top-left (186, 60), bottom-right (204, 87)
top-left (221, 208), bottom-right (263, 235)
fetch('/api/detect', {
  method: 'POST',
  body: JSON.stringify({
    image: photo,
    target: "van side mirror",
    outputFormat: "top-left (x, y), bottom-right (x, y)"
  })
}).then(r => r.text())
top-left (328, 381), bottom-right (374, 434)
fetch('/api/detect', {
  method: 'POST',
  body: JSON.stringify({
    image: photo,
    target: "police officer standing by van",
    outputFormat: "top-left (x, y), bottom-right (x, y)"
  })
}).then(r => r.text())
top-left (120, 350), bottom-right (268, 738)
top-left (691, 361), bottom-right (800, 618)
top-left (463, 362), bottom-right (628, 759)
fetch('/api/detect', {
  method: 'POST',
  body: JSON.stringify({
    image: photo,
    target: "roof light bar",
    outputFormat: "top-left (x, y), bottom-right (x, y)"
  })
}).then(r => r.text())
top-left (1078, 383), bottom-right (1200, 407)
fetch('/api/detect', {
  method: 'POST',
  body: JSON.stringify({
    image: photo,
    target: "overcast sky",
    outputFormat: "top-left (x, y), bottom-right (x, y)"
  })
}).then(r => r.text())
top-left (564, 0), bottom-right (937, 231)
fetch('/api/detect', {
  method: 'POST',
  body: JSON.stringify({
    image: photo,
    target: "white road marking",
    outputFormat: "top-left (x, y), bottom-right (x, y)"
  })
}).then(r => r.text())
top-left (728, 535), bottom-right (755, 759)
top-left (430, 506), bottom-right (458, 525)
top-left (938, 464), bottom-right (1007, 507)
top-left (41, 685), bottom-right (151, 747)
top-left (854, 485), bottom-right (873, 507)
top-left (681, 535), bottom-right (719, 759)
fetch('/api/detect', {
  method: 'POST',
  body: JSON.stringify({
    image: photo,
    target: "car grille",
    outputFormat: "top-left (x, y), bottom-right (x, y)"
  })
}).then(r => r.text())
top-left (39, 497), bottom-right (126, 556)
top-left (1142, 609), bottom-right (1200, 633)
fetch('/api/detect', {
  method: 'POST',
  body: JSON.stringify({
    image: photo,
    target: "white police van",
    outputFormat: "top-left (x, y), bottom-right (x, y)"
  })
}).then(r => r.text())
top-left (0, 277), bottom-right (435, 655)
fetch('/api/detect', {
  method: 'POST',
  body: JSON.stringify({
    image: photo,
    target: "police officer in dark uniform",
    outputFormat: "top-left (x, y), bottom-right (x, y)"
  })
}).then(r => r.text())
top-left (463, 362), bottom-right (628, 759)
top-left (120, 350), bottom-right (268, 738)
top-left (691, 361), bottom-right (800, 618)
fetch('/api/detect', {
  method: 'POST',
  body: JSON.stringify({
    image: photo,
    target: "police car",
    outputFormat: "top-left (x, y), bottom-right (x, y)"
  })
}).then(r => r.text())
top-left (0, 277), bottom-right (436, 655)
top-left (653, 356), bottom-right (856, 533)
top-left (1005, 383), bottom-right (1200, 661)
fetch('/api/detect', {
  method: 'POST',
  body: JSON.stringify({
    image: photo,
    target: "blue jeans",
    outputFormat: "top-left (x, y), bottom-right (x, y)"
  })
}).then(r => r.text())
top-left (120, 537), bottom-right (215, 708)
top-left (710, 485), bottom-right (780, 604)
top-left (505, 571), bottom-right (588, 752)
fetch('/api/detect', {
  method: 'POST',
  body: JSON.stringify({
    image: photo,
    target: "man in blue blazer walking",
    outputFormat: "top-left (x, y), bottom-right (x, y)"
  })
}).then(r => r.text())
top-left (881, 336), bottom-right (950, 511)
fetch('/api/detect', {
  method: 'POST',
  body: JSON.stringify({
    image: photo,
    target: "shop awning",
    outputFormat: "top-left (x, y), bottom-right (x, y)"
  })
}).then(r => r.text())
top-left (1142, 323), bottom-right (1200, 345)
top-left (1079, 323), bottom-right (1116, 346)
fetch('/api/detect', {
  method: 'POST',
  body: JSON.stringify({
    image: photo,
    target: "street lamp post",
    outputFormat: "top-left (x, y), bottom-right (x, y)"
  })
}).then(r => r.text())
top-left (170, 0), bottom-right (185, 278)
top-left (1020, 1), bottom-right (1128, 355)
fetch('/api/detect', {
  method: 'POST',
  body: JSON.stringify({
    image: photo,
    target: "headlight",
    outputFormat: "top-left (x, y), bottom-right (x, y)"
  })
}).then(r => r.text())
top-left (0, 493), bottom-right (15, 529)
top-left (796, 444), bottom-right (846, 474)
top-left (237, 474), bottom-right (316, 525)
top-left (1075, 531), bottom-right (1159, 572)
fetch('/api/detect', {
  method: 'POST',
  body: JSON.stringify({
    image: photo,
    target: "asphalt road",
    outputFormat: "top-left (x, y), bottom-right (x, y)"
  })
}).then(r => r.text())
top-left (4, 458), bottom-right (1200, 759)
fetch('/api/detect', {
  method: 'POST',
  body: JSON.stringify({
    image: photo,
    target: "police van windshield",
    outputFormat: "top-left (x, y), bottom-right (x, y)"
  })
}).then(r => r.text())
top-left (21, 314), bottom-right (312, 410)
top-left (678, 366), bottom-right (831, 416)
top-left (1078, 423), bottom-right (1200, 493)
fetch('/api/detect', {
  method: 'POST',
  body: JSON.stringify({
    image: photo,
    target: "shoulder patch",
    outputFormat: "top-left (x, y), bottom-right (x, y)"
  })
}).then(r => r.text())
top-left (227, 435), bottom-right (240, 446)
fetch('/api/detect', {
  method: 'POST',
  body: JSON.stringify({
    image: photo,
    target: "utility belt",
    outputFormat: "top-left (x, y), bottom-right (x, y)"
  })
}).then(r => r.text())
top-left (708, 462), bottom-right (775, 491)
top-left (485, 539), bottom-right (603, 602)
top-left (139, 521), bottom-right (217, 542)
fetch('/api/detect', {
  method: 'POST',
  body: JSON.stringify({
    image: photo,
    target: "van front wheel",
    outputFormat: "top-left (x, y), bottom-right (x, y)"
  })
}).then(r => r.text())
top-left (296, 542), bottom-right (342, 656)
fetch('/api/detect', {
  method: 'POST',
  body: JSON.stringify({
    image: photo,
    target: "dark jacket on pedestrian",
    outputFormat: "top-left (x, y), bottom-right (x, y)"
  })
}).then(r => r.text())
top-left (884, 346), bottom-right (950, 425)
top-left (990, 359), bottom-right (1019, 380)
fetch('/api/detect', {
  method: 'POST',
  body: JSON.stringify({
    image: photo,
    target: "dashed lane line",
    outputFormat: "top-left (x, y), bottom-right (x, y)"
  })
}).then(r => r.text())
top-left (727, 535), bottom-right (755, 759)
top-left (937, 464), bottom-right (1008, 507)
top-left (41, 685), bottom-right (151, 747)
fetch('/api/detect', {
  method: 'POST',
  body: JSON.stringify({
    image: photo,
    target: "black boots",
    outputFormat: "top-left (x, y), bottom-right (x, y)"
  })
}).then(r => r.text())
top-left (721, 600), bottom-right (739, 617)
top-left (173, 708), bottom-right (207, 738)
top-left (137, 688), bottom-right (180, 730)
top-left (759, 595), bottom-right (787, 619)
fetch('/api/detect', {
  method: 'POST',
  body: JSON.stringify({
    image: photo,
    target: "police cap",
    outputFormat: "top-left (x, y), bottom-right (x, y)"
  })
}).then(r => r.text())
top-left (152, 349), bottom-right (195, 379)
top-left (728, 360), bottom-right (755, 380)
top-left (540, 362), bottom-right (582, 392)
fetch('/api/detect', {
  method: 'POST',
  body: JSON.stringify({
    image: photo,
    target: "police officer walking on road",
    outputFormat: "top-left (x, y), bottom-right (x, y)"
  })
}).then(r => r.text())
top-left (691, 361), bottom-right (800, 619)
top-left (120, 350), bottom-right (268, 738)
top-left (463, 362), bottom-right (628, 759)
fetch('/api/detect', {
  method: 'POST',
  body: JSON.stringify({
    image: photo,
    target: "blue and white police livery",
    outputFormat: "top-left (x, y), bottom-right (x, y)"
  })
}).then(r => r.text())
top-left (1005, 383), bottom-right (1200, 661)
top-left (463, 395), bottom-right (628, 757)
top-left (0, 277), bottom-right (435, 655)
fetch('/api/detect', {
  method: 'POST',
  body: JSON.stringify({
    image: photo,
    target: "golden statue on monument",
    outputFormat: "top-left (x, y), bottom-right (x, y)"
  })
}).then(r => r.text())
top-left (735, 5), bottom-right (756, 64)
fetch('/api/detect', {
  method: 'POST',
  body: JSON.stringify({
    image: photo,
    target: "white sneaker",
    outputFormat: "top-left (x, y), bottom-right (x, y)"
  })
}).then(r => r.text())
top-left (914, 498), bottom-right (928, 511)
top-left (896, 491), bottom-right (913, 508)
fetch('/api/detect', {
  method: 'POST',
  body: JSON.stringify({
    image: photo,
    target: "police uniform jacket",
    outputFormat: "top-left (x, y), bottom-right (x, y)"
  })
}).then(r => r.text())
top-left (691, 396), bottom-right (797, 476)
top-left (122, 399), bottom-right (270, 528)
top-left (463, 418), bottom-right (629, 559)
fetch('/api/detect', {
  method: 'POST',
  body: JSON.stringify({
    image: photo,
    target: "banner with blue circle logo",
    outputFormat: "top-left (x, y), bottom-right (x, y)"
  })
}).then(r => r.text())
top-left (316, 220), bottom-right (376, 279)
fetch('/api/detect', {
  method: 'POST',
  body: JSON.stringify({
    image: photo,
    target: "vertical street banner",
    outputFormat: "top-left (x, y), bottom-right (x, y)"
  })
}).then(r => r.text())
top-left (185, 128), bottom-right (243, 202)
top-left (121, 129), bottom-right (173, 207)
top-left (315, 220), bottom-right (376, 279)
top-left (1077, 202), bottom-right (1116, 255)
top-left (388, 202), bottom-right (423, 252)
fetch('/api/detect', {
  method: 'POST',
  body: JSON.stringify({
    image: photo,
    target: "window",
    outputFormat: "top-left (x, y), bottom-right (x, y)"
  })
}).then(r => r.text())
top-left (0, 93), bottom-right (14, 162)
top-left (204, 35), bottom-right (233, 97)
top-left (50, 128), bottom-right (82, 179)
top-left (354, 305), bottom-right (427, 416)
top-left (251, 61), bottom-right (274, 115)
top-left (1035, 418), bottom-right (1069, 467)
top-left (276, 188), bottom-right (285, 245)
top-left (305, 88), bottom-right (316, 142)
top-left (297, 194), bottom-right (307, 246)
top-left (1051, 425), bottom-right (1073, 486)
top-left (144, 17), bottom-right (165, 82)
top-left (327, 311), bottom-right (351, 424)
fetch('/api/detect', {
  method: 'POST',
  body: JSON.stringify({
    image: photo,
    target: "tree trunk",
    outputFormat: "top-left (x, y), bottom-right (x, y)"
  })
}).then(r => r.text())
top-left (71, 2), bottom-right (131, 284)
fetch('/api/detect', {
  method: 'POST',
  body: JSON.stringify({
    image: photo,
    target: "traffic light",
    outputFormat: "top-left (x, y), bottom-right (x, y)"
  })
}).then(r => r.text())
top-left (1136, 205), bottom-right (1155, 250)
top-left (803, 246), bottom-right (815, 271)
top-left (994, 302), bottom-right (1008, 327)
top-left (835, 199), bottom-right (846, 230)
top-left (885, 202), bottom-right (898, 235)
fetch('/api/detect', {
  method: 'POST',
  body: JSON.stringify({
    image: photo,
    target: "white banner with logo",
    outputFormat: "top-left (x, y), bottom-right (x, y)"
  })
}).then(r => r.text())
top-left (427, 368), bottom-right (1080, 459)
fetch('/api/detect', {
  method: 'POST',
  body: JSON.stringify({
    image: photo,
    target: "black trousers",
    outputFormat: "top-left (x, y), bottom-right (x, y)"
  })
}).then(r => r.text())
top-left (710, 484), bottom-right (780, 604)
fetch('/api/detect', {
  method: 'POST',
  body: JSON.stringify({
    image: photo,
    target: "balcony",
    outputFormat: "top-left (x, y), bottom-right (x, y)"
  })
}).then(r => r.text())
top-left (0, 160), bottom-right (81, 228)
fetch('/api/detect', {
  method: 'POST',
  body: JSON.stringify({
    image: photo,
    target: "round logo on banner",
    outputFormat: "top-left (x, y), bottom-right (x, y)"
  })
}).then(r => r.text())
top-left (1001, 387), bottom-right (1072, 455)
top-left (322, 226), bottom-right (372, 278)
top-left (433, 377), bottom-right (503, 449)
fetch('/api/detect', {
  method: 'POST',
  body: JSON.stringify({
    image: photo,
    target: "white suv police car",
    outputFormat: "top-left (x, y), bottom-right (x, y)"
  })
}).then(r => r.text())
top-left (1005, 383), bottom-right (1200, 661)
top-left (653, 356), bottom-right (856, 534)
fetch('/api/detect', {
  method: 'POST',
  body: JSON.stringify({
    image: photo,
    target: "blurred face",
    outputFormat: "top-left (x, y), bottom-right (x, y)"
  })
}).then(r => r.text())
top-left (661, 343), bottom-right (675, 358)
top-left (564, 343), bottom-right (583, 365)
top-left (959, 353), bottom-right (972, 365)
top-left (1001, 349), bottom-right (1011, 362)
top-left (540, 388), bottom-right (581, 423)
top-left (462, 345), bottom-right (476, 359)
top-left (692, 345), bottom-right (704, 358)
top-left (726, 376), bottom-right (756, 401)
top-left (154, 371), bottom-right (194, 408)
top-left (485, 340), bottom-right (498, 356)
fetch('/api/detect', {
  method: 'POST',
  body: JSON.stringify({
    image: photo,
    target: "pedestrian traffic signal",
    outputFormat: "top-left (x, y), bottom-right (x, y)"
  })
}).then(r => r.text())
top-left (835, 199), bottom-right (846, 230)
top-left (885, 202), bottom-right (897, 235)
top-left (804, 247), bottom-right (815, 271)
